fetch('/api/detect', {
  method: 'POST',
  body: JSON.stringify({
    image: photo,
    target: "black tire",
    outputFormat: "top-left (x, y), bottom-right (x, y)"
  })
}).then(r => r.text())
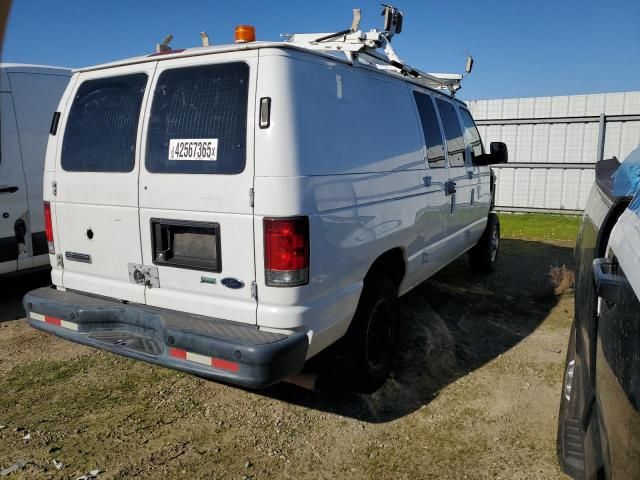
top-left (469, 212), bottom-right (500, 274)
top-left (342, 275), bottom-right (399, 393)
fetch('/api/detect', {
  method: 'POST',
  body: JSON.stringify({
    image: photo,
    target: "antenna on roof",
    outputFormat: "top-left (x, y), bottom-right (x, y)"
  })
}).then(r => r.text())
top-left (313, 8), bottom-right (362, 43)
top-left (200, 31), bottom-right (210, 47)
top-left (380, 3), bottom-right (402, 36)
top-left (464, 51), bottom-right (474, 75)
top-left (284, 5), bottom-right (466, 96)
top-left (156, 34), bottom-right (174, 53)
top-left (351, 8), bottom-right (362, 31)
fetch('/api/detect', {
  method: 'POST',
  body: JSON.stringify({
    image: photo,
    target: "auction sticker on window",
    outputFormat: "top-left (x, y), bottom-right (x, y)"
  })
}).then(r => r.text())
top-left (169, 139), bottom-right (218, 161)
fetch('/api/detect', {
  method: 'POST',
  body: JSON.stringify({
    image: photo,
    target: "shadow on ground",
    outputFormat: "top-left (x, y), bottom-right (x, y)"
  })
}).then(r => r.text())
top-left (0, 268), bottom-right (51, 323)
top-left (0, 240), bottom-right (574, 424)
top-left (263, 238), bottom-right (574, 423)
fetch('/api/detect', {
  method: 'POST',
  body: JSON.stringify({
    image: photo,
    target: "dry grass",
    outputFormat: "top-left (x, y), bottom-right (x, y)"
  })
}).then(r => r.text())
top-left (549, 265), bottom-right (575, 295)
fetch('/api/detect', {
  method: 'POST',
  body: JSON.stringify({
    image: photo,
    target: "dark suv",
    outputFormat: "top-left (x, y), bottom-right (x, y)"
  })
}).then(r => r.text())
top-left (557, 155), bottom-right (640, 479)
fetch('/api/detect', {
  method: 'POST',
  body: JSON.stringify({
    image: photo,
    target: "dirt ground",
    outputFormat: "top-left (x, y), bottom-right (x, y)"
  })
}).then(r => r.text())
top-left (0, 236), bottom-right (574, 479)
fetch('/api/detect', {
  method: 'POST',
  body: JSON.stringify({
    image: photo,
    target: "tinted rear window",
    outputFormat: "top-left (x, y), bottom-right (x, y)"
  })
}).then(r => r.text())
top-left (435, 98), bottom-right (466, 168)
top-left (62, 74), bottom-right (147, 172)
top-left (146, 62), bottom-right (249, 175)
top-left (460, 108), bottom-right (484, 161)
top-left (413, 92), bottom-right (446, 168)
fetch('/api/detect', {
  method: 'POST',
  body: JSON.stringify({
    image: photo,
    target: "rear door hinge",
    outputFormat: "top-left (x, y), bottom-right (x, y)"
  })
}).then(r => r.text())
top-left (52, 181), bottom-right (57, 196)
top-left (56, 253), bottom-right (63, 267)
top-left (251, 281), bottom-right (258, 300)
top-left (249, 188), bottom-right (255, 207)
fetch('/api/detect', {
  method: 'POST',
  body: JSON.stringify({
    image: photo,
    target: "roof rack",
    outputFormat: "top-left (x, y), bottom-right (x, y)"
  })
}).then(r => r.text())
top-left (284, 5), bottom-right (471, 96)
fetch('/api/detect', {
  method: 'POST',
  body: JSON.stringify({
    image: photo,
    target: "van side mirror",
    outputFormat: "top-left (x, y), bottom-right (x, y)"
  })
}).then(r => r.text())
top-left (474, 142), bottom-right (508, 166)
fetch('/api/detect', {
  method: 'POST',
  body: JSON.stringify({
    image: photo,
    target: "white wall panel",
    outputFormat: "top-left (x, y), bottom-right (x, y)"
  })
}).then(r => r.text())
top-left (529, 169), bottom-right (547, 208)
top-left (467, 91), bottom-right (640, 212)
top-left (531, 124), bottom-right (550, 163)
top-left (545, 170), bottom-right (564, 209)
top-left (603, 122), bottom-right (622, 159)
top-left (548, 124), bottom-right (568, 163)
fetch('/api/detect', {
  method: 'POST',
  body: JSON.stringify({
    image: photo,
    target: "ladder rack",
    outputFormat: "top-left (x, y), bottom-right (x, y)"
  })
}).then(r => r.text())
top-left (284, 6), bottom-right (467, 96)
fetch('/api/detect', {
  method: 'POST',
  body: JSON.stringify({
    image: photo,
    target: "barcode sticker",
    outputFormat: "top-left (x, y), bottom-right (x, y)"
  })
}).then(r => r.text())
top-left (169, 139), bottom-right (218, 161)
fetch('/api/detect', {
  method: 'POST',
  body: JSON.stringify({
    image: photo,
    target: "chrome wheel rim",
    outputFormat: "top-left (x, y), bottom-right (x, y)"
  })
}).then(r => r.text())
top-left (490, 225), bottom-right (499, 262)
top-left (564, 359), bottom-right (575, 401)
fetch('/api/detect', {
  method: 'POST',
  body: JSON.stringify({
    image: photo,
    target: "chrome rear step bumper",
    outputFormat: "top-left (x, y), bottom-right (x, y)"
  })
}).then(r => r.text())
top-left (24, 286), bottom-right (308, 389)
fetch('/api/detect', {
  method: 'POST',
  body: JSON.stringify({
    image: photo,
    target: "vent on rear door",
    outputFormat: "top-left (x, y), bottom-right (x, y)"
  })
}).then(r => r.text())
top-left (151, 219), bottom-right (221, 273)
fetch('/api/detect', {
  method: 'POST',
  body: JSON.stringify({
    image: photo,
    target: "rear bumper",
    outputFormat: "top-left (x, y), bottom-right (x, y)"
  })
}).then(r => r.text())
top-left (23, 286), bottom-right (308, 389)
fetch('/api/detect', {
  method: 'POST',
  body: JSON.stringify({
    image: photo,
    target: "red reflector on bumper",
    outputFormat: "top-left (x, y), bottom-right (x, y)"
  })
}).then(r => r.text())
top-left (212, 357), bottom-right (240, 372)
top-left (169, 347), bottom-right (187, 360)
top-left (169, 347), bottom-right (239, 373)
top-left (45, 315), bottom-right (61, 326)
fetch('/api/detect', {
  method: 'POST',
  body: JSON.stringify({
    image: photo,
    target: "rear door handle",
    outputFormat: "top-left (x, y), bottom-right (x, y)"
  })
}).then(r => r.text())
top-left (0, 186), bottom-right (19, 194)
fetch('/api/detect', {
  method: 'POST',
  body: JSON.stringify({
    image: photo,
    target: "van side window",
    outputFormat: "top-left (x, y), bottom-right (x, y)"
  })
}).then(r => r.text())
top-left (62, 74), bottom-right (147, 172)
top-left (460, 108), bottom-right (484, 161)
top-left (146, 62), bottom-right (249, 175)
top-left (413, 92), bottom-right (446, 168)
top-left (435, 98), bottom-right (466, 168)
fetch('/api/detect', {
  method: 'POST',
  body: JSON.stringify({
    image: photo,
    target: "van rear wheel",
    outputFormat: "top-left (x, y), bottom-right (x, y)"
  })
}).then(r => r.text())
top-left (469, 213), bottom-right (500, 274)
top-left (343, 275), bottom-right (398, 393)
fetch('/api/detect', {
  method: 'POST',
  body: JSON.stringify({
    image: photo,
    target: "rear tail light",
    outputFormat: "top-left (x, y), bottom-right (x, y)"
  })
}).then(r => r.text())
top-left (44, 201), bottom-right (54, 254)
top-left (264, 217), bottom-right (309, 287)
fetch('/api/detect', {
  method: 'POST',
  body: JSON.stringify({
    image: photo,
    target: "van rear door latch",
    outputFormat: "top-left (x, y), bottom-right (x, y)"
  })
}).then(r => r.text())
top-left (128, 263), bottom-right (160, 288)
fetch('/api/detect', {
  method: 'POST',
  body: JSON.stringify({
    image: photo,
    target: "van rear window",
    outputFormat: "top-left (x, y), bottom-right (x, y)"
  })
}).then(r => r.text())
top-left (62, 74), bottom-right (147, 172)
top-left (145, 62), bottom-right (249, 175)
top-left (435, 98), bottom-right (466, 168)
top-left (413, 92), bottom-right (446, 169)
top-left (460, 108), bottom-right (484, 161)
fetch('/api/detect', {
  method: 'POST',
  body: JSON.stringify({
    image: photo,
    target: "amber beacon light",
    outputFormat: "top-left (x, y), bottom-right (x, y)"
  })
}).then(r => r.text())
top-left (234, 25), bottom-right (256, 43)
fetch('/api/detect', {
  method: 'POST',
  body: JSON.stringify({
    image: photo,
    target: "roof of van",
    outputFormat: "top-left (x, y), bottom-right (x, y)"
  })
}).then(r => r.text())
top-left (72, 42), bottom-right (341, 72)
top-left (74, 42), bottom-right (466, 104)
top-left (0, 63), bottom-right (72, 75)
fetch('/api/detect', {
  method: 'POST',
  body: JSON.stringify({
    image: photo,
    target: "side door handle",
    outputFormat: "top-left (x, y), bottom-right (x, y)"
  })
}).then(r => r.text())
top-left (0, 185), bottom-right (19, 194)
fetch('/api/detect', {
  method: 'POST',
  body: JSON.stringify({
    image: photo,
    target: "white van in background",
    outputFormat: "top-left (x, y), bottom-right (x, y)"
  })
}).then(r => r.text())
top-left (1, 64), bottom-right (71, 275)
top-left (24, 9), bottom-right (508, 392)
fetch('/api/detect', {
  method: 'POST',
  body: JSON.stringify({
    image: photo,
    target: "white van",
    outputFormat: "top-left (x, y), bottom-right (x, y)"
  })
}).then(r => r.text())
top-left (24, 11), bottom-right (507, 391)
top-left (1, 64), bottom-right (71, 275)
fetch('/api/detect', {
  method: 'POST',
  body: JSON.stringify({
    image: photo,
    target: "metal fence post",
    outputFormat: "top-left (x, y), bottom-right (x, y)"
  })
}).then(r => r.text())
top-left (597, 113), bottom-right (606, 163)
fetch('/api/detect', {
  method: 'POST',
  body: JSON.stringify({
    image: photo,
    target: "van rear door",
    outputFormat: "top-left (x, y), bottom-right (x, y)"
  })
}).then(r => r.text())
top-left (138, 52), bottom-right (257, 325)
top-left (53, 63), bottom-right (156, 302)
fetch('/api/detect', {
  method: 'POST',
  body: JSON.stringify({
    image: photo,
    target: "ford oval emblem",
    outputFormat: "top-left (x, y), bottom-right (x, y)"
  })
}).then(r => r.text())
top-left (221, 277), bottom-right (244, 289)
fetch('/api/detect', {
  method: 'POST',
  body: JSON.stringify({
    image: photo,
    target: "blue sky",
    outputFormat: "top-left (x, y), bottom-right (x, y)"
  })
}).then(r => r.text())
top-left (2, 0), bottom-right (639, 99)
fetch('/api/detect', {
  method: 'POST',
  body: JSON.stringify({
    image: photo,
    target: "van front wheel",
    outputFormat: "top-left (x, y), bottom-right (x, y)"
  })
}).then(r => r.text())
top-left (343, 275), bottom-right (398, 393)
top-left (469, 212), bottom-right (500, 274)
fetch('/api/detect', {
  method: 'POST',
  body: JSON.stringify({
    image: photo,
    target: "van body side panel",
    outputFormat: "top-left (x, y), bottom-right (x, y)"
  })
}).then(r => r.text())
top-left (9, 71), bottom-right (70, 267)
top-left (254, 175), bottom-right (431, 357)
top-left (138, 52), bottom-right (258, 325)
top-left (409, 89), bottom-right (455, 281)
top-left (457, 105), bottom-right (491, 247)
top-left (254, 50), bottom-right (444, 356)
top-left (46, 74), bottom-right (78, 287)
top-left (0, 84), bottom-right (25, 274)
top-left (53, 64), bottom-right (157, 302)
